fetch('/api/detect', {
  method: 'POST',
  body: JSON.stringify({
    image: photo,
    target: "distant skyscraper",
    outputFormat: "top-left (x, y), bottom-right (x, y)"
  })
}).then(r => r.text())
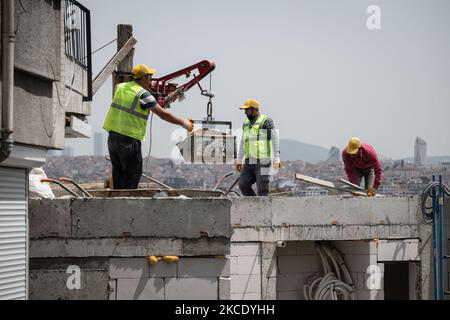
top-left (94, 132), bottom-right (104, 156)
top-left (327, 146), bottom-right (341, 164)
top-left (414, 137), bottom-right (427, 166)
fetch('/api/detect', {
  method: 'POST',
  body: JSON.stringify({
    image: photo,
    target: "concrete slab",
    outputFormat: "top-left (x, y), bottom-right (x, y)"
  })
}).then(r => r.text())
top-left (110, 258), bottom-right (148, 279)
top-left (71, 198), bottom-right (231, 239)
top-left (29, 199), bottom-right (72, 239)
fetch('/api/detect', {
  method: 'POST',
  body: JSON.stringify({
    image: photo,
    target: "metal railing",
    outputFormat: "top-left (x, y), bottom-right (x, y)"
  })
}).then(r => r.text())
top-left (63, 0), bottom-right (92, 101)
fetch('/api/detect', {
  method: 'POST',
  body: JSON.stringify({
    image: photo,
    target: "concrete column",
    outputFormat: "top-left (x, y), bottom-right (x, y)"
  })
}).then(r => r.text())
top-left (261, 242), bottom-right (277, 300)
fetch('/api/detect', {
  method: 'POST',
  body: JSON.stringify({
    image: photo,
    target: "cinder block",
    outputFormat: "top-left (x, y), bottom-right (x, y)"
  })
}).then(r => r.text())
top-left (276, 273), bottom-right (303, 291)
top-left (165, 278), bottom-right (218, 300)
top-left (377, 240), bottom-right (420, 262)
top-left (231, 243), bottom-right (260, 256)
top-left (178, 258), bottom-right (230, 278)
top-left (219, 277), bottom-right (231, 300)
top-left (237, 256), bottom-right (261, 275)
top-left (277, 256), bottom-right (311, 273)
top-left (110, 258), bottom-right (148, 279)
top-left (231, 292), bottom-right (262, 300)
top-left (230, 275), bottom-right (261, 294)
top-left (149, 262), bottom-right (177, 278)
top-left (230, 256), bottom-right (238, 275)
top-left (116, 278), bottom-right (164, 300)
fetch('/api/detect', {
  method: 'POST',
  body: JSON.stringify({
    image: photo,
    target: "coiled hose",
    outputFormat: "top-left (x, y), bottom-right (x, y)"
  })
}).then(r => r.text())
top-left (304, 242), bottom-right (356, 300)
top-left (420, 181), bottom-right (450, 224)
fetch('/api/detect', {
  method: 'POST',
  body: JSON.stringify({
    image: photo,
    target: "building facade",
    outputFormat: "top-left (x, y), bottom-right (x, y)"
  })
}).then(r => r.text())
top-left (0, 0), bottom-right (92, 300)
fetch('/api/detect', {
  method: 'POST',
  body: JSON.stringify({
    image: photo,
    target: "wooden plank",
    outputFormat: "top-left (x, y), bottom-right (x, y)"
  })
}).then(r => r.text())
top-left (339, 178), bottom-right (365, 191)
top-left (295, 174), bottom-right (367, 197)
top-left (92, 36), bottom-right (137, 95)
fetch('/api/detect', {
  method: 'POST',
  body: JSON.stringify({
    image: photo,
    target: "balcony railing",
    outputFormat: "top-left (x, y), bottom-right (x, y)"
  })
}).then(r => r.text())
top-left (63, 0), bottom-right (92, 101)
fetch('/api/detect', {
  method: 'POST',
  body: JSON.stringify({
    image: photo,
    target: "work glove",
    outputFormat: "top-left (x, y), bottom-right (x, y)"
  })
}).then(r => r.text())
top-left (182, 118), bottom-right (194, 133)
top-left (235, 161), bottom-right (243, 172)
top-left (272, 160), bottom-right (282, 170)
top-left (367, 187), bottom-right (377, 197)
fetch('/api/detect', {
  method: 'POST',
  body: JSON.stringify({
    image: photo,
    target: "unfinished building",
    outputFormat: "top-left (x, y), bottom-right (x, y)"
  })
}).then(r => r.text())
top-left (28, 194), bottom-right (449, 300)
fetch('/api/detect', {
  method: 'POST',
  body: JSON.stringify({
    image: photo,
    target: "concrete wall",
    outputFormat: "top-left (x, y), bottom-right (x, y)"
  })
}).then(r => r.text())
top-left (1, 0), bottom-right (91, 151)
top-left (29, 198), bottom-right (232, 257)
top-left (29, 198), bottom-right (232, 300)
top-left (110, 257), bottom-right (229, 300)
top-left (29, 196), bottom-right (434, 300)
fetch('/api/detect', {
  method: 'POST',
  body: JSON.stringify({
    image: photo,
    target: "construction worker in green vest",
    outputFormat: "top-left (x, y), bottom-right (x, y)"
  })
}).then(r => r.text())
top-left (103, 64), bottom-right (193, 189)
top-left (235, 99), bottom-right (281, 196)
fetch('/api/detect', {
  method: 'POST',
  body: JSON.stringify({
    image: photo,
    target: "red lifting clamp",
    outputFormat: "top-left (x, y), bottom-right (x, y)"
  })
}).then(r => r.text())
top-left (148, 60), bottom-right (215, 106)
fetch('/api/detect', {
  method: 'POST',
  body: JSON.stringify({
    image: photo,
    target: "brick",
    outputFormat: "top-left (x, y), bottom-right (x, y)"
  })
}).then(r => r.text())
top-left (178, 258), bottom-right (230, 277)
top-left (165, 278), bottom-right (218, 300)
top-left (116, 278), bottom-right (164, 300)
top-left (237, 256), bottom-right (261, 275)
top-left (230, 275), bottom-right (261, 294)
top-left (110, 258), bottom-right (148, 279)
top-left (231, 243), bottom-right (260, 256)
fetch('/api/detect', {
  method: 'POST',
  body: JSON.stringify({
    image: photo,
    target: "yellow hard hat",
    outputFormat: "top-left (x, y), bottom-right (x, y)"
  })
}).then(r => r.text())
top-left (239, 99), bottom-right (260, 110)
top-left (346, 137), bottom-right (362, 155)
top-left (132, 64), bottom-right (156, 79)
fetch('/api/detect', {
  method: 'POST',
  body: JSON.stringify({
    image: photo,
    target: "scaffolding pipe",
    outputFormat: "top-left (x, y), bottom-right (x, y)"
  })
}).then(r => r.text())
top-left (438, 175), bottom-right (445, 300)
top-left (0, 0), bottom-right (15, 164)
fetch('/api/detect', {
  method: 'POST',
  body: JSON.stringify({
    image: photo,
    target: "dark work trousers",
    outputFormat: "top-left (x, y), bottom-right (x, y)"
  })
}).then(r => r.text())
top-left (238, 159), bottom-right (271, 196)
top-left (353, 168), bottom-right (375, 189)
top-left (107, 131), bottom-right (142, 189)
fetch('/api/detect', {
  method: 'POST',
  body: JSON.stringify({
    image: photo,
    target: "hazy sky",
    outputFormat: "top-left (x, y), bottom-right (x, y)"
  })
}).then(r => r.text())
top-left (69, 0), bottom-right (450, 160)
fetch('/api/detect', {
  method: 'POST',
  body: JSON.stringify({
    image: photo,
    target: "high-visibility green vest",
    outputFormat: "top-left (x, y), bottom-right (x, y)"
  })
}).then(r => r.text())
top-left (243, 114), bottom-right (272, 159)
top-left (103, 81), bottom-right (150, 141)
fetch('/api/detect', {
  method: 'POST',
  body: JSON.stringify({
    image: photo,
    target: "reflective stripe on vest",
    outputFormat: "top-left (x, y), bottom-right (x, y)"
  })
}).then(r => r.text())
top-left (102, 82), bottom-right (151, 141)
top-left (243, 114), bottom-right (272, 159)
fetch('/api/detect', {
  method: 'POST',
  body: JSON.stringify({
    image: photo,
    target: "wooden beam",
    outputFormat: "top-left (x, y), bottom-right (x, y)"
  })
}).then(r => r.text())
top-left (91, 36), bottom-right (137, 95)
top-left (295, 174), bottom-right (368, 197)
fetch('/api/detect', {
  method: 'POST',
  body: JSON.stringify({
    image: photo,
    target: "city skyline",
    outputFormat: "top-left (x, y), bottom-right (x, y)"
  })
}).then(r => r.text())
top-left (66, 0), bottom-right (450, 159)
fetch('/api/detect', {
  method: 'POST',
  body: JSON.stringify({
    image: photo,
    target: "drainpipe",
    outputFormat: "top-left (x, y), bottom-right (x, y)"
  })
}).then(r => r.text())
top-left (0, 0), bottom-right (15, 164)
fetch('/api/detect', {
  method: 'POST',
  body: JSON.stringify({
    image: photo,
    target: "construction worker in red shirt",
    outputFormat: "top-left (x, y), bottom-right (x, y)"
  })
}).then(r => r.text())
top-left (342, 137), bottom-right (383, 197)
